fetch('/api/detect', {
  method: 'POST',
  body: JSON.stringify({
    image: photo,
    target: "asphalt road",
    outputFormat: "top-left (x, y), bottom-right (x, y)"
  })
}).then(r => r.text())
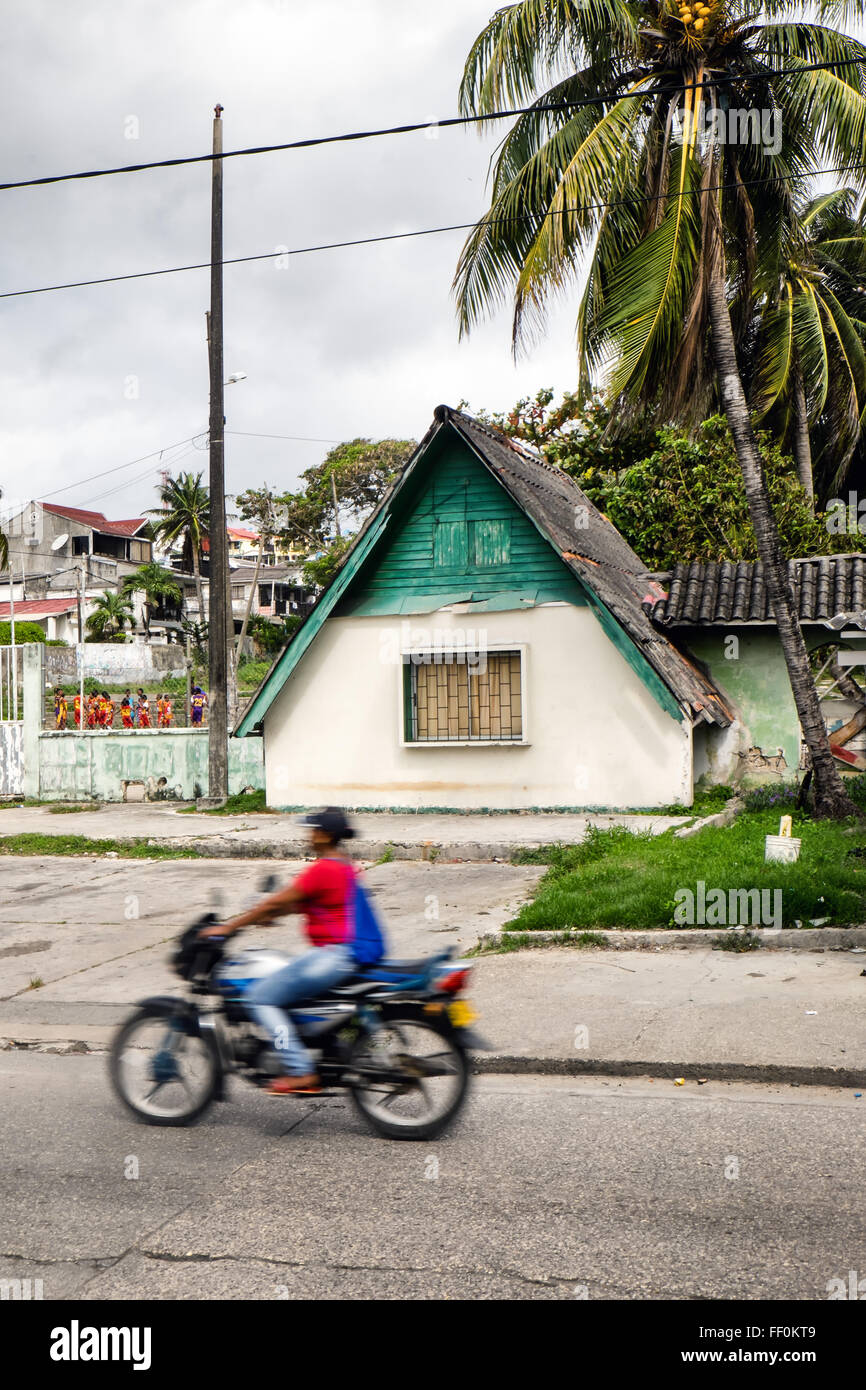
top-left (1, 1053), bottom-right (863, 1300)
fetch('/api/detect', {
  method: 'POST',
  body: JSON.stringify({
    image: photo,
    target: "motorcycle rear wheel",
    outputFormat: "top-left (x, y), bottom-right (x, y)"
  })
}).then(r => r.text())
top-left (349, 1014), bottom-right (469, 1140)
top-left (109, 1005), bottom-right (221, 1127)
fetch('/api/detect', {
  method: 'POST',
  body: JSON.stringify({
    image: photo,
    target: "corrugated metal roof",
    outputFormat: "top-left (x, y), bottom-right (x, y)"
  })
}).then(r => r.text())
top-left (0, 599), bottom-right (77, 617)
top-left (444, 409), bottom-right (732, 726)
top-left (647, 555), bottom-right (866, 626)
top-left (43, 504), bottom-right (147, 537)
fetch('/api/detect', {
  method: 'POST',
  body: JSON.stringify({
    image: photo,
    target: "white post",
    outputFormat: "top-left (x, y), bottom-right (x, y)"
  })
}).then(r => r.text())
top-left (78, 561), bottom-right (85, 739)
top-left (8, 565), bottom-right (16, 719)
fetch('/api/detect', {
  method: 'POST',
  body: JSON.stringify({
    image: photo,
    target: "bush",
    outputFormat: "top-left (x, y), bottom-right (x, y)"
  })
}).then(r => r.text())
top-left (0, 621), bottom-right (46, 644)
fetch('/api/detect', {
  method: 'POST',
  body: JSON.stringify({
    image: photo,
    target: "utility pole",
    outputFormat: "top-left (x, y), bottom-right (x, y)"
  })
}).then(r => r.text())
top-left (206, 103), bottom-right (228, 804)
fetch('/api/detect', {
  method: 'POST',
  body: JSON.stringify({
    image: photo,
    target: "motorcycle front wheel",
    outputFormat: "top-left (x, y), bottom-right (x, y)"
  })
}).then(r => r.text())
top-left (109, 1005), bottom-right (221, 1127)
top-left (349, 1014), bottom-right (469, 1140)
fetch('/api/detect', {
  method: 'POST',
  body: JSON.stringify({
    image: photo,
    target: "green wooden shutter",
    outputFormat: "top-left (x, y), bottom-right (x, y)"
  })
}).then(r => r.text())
top-left (433, 521), bottom-right (468, 568)
top-left (473, 519), bottom-right (511, 567)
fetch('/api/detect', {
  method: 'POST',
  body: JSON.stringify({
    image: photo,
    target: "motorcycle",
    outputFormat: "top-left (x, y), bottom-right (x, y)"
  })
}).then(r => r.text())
top-left (109, 890), bottom-right (489, 1141)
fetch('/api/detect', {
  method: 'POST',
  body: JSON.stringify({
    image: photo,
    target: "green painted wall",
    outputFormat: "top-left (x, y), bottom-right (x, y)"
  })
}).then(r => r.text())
top-left (685, 629), bottom-right (800, 773)
top-left (38, 729), bottom-right (264, 802)
top-left (335, 437), bottom-right (587, 615)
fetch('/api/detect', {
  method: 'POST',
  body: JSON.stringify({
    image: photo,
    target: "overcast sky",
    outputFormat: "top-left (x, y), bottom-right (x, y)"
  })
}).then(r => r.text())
top-left (0, 1), bottom-right (583, 526)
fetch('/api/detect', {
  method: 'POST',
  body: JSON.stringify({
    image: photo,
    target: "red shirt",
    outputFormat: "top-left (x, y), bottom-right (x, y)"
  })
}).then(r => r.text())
top-left (293, 857), bottom-right (355, 947)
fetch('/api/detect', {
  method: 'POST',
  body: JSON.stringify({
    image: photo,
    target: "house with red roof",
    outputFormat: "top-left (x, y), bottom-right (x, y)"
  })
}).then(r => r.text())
top-left (1, 500), bottom-right (154, 640)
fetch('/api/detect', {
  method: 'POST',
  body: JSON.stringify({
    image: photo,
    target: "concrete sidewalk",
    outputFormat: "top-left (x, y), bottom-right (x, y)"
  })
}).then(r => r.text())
top-left (0, 802), bottom-right (687, 861)
top-left (0, 853), bottom-right (863, 1087)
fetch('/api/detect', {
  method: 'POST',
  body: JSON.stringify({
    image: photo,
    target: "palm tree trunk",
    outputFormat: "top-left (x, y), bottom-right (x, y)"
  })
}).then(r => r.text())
top-left (191, 546), bottom-right (205, 628)
top-left (707, 258), bottom-right (854, 817)
top-left (791, 360), bottom-right (814, 510)
top-left (235, 538), bottom-right (264, 660)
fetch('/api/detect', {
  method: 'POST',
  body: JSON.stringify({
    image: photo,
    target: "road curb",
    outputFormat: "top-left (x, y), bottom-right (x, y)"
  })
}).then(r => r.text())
top-left (472, 1056), bottom-right (866, 1088)
top-left (166, 837), bottom-right (536, 863)
top-left (477, 927), bottom-right (866, 951)
top-left (5, 1040), bottom-right (863, 1089)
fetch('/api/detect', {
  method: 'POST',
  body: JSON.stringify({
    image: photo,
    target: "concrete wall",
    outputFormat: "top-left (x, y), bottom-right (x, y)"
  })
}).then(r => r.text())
top-left (45, 643), bottom-right (187, 685)
top-left (15, 645), bottom-right (263, 802)
top-left (262, 605), bottom-right (692, 810)
top-left (38, 728), bottom-right (264, 802)
top-left (686, 629), bottom-right (801, 785)
top-left (0, 722), bottom-right (24, 795)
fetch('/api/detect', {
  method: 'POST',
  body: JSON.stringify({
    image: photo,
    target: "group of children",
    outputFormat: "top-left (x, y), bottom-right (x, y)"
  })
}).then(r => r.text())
top-left (52, 688), bottom-right (194, 730)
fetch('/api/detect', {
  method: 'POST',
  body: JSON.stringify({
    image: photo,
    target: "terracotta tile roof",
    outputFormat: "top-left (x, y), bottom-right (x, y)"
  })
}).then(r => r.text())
top-left (646, 555), bottom-right (866, 626)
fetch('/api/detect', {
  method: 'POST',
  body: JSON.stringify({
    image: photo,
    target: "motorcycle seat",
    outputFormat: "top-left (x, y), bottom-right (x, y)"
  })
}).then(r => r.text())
top-left (357, 957), bottom-right (432, 974)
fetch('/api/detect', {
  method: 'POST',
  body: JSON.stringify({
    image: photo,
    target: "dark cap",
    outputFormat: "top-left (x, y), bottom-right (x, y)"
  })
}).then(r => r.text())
top-left (297, 806), bottom-right (356, 841)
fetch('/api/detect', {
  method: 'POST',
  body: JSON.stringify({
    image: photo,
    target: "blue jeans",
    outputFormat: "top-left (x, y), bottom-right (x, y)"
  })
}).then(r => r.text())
top-left (246, 944), bottom-right (355, 1076)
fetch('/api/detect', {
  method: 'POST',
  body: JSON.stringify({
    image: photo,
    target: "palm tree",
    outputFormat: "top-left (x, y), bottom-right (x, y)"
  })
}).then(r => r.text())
top-left (750, 188), bottom-right (866, 504)
top-left (121, 562), bottom-right (182, 638)
top-left (0, 527), bottom-right (8, 571)
top-left (85, 591), bottom-right (133, 642)
top-left (454, 0), bottom-right (866, 816)
top-left (147, 472), bottom-right (210, 621)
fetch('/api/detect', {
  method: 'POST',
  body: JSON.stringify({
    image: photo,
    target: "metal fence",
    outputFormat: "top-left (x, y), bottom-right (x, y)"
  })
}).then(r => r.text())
top-left (0, 645), bottom-right (24, 794)
top-left (0, 644), bottom-right (22, 722)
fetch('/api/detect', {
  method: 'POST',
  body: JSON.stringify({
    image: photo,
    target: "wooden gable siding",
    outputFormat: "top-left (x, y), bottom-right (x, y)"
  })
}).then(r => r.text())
top-left (348, 439), bottom-right (585, 602)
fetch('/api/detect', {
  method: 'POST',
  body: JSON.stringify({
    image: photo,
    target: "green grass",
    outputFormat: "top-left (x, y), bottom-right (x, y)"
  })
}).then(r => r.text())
top-left (0, 834), bottom-right (200, 859)
top-left (656, 783), bottom-right (739, 817)
top-left (205, 788), bottom-right (269, 815)
top-left (506, 814), bottom-right (866, 932)
top-left (176, 788), bottom-right (269, 815)
top-left (46, 802), bottom-right (101, 814)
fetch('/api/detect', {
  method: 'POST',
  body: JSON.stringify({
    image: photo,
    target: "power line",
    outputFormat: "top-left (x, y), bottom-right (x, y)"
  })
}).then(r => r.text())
top-left (37, 434), bottom-right (203, 500)
top-left (4, 157), bottom-right (866, 303)
top-left (2, 53), bottom-right (866, 194)
top-left (226, 430), bottom-right (343, 444)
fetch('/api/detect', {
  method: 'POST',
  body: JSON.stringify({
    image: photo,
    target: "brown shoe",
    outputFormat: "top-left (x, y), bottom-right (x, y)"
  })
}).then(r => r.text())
top-left (265, 1074), bottom-right (321, 1096)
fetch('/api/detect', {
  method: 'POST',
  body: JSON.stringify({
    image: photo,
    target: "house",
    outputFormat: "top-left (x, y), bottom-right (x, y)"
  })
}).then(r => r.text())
top-left (230, 564), bottom-right (312, 626)
top-left (0, 597), bottom-right (80, 643)
top-left (227, 525), bottom-right (306, 568)
top-left (0, 500), bottom-right (155, 636)
top-left (646, 556), bottom-right (866, 780)
top-left (234, 406), bottom-right (735, 810)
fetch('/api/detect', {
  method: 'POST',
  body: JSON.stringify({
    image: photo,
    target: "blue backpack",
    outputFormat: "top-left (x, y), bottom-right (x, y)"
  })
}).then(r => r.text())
top-left (350, 877), bottom-right (387, 965)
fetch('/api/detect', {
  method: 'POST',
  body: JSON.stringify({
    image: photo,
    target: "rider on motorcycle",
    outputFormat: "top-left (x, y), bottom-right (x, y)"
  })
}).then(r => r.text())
top-left (198, 807), bottom-right (357, 1094)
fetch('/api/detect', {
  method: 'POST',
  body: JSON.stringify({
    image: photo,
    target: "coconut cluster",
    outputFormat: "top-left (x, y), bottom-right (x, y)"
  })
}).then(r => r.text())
top-left (677, 1), bottom-right (715, 34)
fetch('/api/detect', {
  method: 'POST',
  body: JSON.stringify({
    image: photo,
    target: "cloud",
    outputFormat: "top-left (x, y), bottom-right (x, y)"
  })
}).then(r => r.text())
top-left (1, 1), bottom-right (579, 518)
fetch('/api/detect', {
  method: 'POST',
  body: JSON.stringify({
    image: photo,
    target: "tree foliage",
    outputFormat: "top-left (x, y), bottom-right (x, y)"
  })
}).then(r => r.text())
top-left (85, 591), bottom-right (134, 642)
top-left (470, 388), bottom-right (846, 568)
top-left (274, 437), bottom-right (415, 587)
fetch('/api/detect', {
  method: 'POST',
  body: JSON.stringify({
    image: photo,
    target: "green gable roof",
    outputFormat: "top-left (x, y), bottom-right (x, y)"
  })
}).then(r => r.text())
top-left (235, 408), bottom-right (731, 736)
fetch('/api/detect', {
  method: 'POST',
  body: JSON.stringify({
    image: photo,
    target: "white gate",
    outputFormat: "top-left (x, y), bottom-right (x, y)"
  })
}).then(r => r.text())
top-left (0, 645), bottom-right (24, 794)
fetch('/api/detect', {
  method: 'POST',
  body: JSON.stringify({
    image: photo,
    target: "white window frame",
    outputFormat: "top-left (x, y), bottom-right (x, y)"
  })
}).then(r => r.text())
top-left (398, 642), bottom-right (529, 748)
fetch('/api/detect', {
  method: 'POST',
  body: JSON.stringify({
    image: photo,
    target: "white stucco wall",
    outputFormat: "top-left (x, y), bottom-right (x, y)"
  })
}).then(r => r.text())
top-left (262, 605), bottom-right (692, 810)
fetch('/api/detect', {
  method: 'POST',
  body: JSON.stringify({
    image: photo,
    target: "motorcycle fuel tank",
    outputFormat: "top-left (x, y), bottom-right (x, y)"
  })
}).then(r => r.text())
top-left (213, 948), bottom-right (291, 995)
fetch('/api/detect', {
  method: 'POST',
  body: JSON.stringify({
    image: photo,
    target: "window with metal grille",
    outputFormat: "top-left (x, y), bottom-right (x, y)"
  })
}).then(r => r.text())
top-left (404, 650), bottom-right (523, 743)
